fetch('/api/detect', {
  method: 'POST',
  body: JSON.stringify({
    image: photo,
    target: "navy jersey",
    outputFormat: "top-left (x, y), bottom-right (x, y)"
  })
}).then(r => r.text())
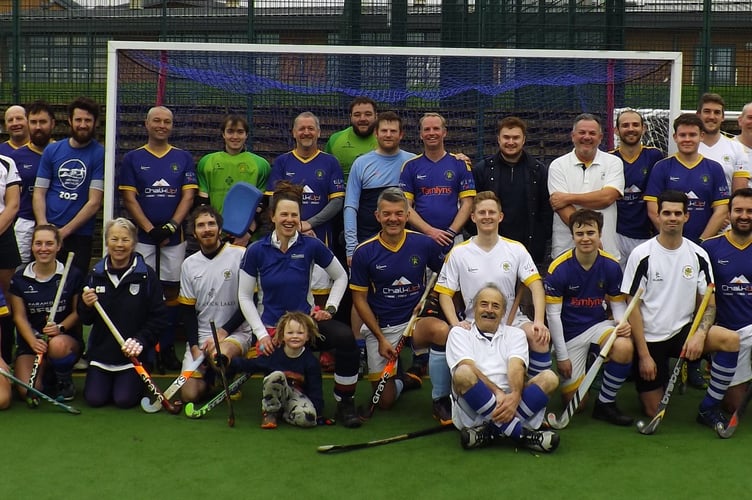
top-left (611, 146), bottom-right (663, 239)
top-left (545, 249), bottom-right (626, 340)
top-left (702, 232), bottom-right (752, 331)
top-left (34, 139), bottom-right (105, 236)
top-left (118, 145), bottom-right (198, 245)
top-left (349, 230), bottom-right (443, 327)
top-left (9, 143), bottom-right (47, 220)
top-left (267, 150), bottom-right (345, 248)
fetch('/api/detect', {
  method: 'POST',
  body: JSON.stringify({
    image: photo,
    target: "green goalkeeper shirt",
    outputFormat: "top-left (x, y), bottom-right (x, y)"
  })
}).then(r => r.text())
top-left (196, 150), bottom-right (271, 213)
top-left (324, 126), bottom-right (377, 180)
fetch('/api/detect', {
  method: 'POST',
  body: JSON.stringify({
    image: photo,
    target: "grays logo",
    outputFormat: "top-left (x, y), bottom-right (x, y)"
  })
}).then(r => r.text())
top-left (58, 159), bottom-right (87, 190)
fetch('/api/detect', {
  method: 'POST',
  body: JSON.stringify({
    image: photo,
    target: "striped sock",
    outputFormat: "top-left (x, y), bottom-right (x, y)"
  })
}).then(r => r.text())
top-left (462, 381), bottom-right (522, 439)
top-left (700, 351), bottom-right (738, 411)
top-left (528, 349), bottom-right (552, 377)
top-left (429, 346), bottom-right (451, 399)
top-left (597, 360), bottom-right (631, 404)
top-left (517, 384), bottom-right (549, 421)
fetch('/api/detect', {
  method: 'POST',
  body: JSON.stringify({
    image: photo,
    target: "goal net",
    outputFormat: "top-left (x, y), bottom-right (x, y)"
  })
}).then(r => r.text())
top-left (104, 42), bottom-right (682, 222)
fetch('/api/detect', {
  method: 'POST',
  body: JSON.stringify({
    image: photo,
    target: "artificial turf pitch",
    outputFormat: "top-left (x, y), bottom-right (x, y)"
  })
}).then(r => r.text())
top-left (2, 369), bottom-right (749, 499)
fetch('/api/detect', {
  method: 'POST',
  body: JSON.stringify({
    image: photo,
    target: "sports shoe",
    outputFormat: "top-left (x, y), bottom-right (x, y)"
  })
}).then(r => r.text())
top-left (400, 367), bottom-right (423, 392)
top-left (518, 429), bottom-right (560, 453)
top-left (336, 397), bottom-right (362, 428)
top-left (460, 424), bottom-right (495, 450)
top-left (261, 411), bottom-right (278, 429)
top-left (432, 396), bottom-right (453, 426)
top-left (592, 401), bottom-right (633, 426)
top-left (56, 376), bottom-right (76, 402)
top-left (687, 362), bottom-right (708, 390)
top-left (696, 405), bottom-right (728, 429)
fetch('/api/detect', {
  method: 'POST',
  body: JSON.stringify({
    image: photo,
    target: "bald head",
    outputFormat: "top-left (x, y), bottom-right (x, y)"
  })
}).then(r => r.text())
top-left (4, 105), bottom-right (29, 146)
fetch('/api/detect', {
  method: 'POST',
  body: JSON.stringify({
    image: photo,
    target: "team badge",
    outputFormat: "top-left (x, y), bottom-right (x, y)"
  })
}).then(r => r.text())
top-left (171, 163), bottom-right (179, 172)
top-left (129, 283), bottom-right (140, 296)
top-left (444, 170), bottom-right (454, 180)
top-left (682, 266), bottom-right (695, 280)
top-left (501, 261), bottom-right (511, 272)
top-left (410, 255), bottom-right (421, 266)
top-left (58, 159), bottom-right (87, 190)
top-left (238, 163), bottom-right (249, 174)
top-left (701, 174), bottom-right (709, 184)
top-left (223, 269), bottom-right (232, 281)
top-left (315, 169), bottom-right (325, 179)
top-left (225, 176), bottom-right (234, 186)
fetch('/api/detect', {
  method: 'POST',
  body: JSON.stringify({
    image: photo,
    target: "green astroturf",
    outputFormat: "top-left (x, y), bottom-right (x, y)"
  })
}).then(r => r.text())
top-left (1, 369), bottom-right (750, 500)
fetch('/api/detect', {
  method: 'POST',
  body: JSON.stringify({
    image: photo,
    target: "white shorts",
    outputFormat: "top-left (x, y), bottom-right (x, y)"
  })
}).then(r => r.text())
top-left (559, 320), bottom-right (615, 394)
top-left (361, 322), bottom-right (408, 381)
top-left (616, 233), bottom-right (649, 270)
top-left (14, 217), bottom-right (35, 264)
top-left (136, 242), bottom-right (186, 283)
top-left (452, 389), bottom-right (545, 431)
top-left (730, 324), bottom-right (752, 386)
top-left (508, 309), bottom-right (532, 330)
top-left (311, 264), bottom-right (332, 295)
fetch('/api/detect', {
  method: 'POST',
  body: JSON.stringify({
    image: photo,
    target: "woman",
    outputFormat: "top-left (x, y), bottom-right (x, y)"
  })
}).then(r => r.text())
top-left (0, 154), bottom-right (21, 365)
top-left (79, 218), bottom-right (167, 408)
top-left (10, 225), bottom-right (83, 402)
top-left (238, 181), bottom-right (361, 428)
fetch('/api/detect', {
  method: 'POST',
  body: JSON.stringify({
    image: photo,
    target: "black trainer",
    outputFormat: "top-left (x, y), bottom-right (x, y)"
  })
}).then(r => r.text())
top-left (56, 376), bottom-right (76, 402)
top-left (432, 396), bottom-right (453, 425)
top-left (460, 424), bottom-right (495, 450)
top-left (336, 397), bottom-right (362, 428)
top-left (400, 367), bottom-right (423, 392)
top-left (519, 428), bottom-right (559, 453)
top-left (696, 405), bottom-right (728, 429)
top-left (592, 401), bottom-right (634, 426)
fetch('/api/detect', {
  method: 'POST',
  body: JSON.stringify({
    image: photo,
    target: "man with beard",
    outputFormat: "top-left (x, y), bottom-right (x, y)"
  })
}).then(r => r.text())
top-left (446, 284), bottom-right (560, 452)
top-left (325, 96), bottom-right (378, 181)
top-left (610, 110), bottom-right (664, 268)
top-left (177, 205), bottom-right (253, 402)
top-left (10, 101), bottom-right (56, 265)
top-left (33, 96), bottom-right (104, 275)
top-left (0, 105), bottom-right (29, 156)
top-left (702, 188), bottom-right (752, 414)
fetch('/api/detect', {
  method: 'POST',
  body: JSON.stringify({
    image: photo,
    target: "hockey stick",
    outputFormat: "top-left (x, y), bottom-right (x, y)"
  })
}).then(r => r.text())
top-left (184, 372), bottom-right (250, 419)
top-left (317, 423), bottom-right (453, 454)
top-left (0, 368), bottom-right (81, 414)
top-left (358, 272), bottom-right (438, 421)
top-left (716, 381), bottom-right (752, 438)
top-left (140, 353), bottom-right (205, 413)
top-left (636, 284), bottom-right (715, 435)
top-left (84, 287), bottom-right (179, 414)
top-left (210, 321), bottom-right (235, 427)
top-left (546, 288), bottom-right (643, 429)
top-left (27, 252), bottom-right (75, 407)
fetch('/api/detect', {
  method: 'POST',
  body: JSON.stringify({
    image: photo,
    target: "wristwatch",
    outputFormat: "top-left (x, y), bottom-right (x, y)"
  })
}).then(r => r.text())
top-left (58, 324), bottom-right (66, 334)
top-left (325, 305), bottom-right (337, 315)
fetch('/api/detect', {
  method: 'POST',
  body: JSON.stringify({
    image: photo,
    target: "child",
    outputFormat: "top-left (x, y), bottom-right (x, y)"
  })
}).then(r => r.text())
top-left (230, 311), bottom-right (325, 429)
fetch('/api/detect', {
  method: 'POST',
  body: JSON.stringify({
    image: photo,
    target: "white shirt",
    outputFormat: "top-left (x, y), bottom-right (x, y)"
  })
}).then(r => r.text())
top-left (700, 135), bottom-right (747, 190)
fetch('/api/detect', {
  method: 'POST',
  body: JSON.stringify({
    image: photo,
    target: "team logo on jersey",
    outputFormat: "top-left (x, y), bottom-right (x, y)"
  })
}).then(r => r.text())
top-left (723, 154), bottom-right (731, 164)
top-left (315, 169), bottom-right (325, 180)
top-left (140, 165), bottom-right (151, 171)
top-left (466, 266), bottom-right (478, 273)
top-left (376, 264), bottom-right (387, 270)
top-left (207, 288), bottom-right (215, 300)
top-left (444, 170), bottom-right (455, 181)
top-left (598, 280), bottom-right (605, 290)
top-left (410, 255), bottom-right (421, 267)
top-left (225, 176), bottom-right (235, 186)
top-left (642, 167), bottom-right (648, 176)
top-left (171, 163), bottom-right (179, 172)
top-left (129, 283), bottom-right (140, 295)
top-left (58, 159), bottom-right (86, 190)
top-left (223, 269), bottom-right (232, 281)
top-left (417, 174), bottom-right (427, 180)
top-left (501, 261), bottom-right (511, 272)
top-left (724, 275), bottom-right (752, 293)
top-left (383, 277), bottom-right (420, 296)
top-left (652, 271), bottom-right (663, 282)
top-left (238, 163), bottom-right (249, 174)
top-left (717, 259), bottom-right (729, 265)
top-left (669, 176), bottom-right (680, 182)
top-left (682, 266), bottom-right (694, 280)
top-left (701, 175), bottom-right (709, 184)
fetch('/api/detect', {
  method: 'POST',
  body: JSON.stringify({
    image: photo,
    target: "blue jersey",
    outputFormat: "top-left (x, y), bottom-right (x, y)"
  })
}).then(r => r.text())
top-left (545, 249), bottom-right (626, 340)
top-left (240, 234), bottom-right (334, 326)
top-left (399, 153), bottom-right (476, 230)
top-left (267, 150), bottom-right (345, 248)
top-left (34, 139), bottom-right (105, 236)
top-left (9, 143), bottom-right (47, 220)
top-left (118, 145), bottom-right (198, 245)
top-left (9, 262), bottom-right (84, 346)
top-left (0, 140), bottom-right (22, 157)
top-left (611, 146), bottom-right (663, 239)
top-left (702, 232), bottom-right (752, 330)
top-left (349, 230), bottom-right (443, 327)
top-left (644, 155), bottom-right (729, 242)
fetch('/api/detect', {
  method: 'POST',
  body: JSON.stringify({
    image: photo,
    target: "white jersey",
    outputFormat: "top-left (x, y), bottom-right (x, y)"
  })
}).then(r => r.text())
top-left (699, 135), bottom-right (747, 190)
top-left (435, 236), bottom-right (540, 323)
top-left (547, 149), bottom-right (624, 260)
top-left (732, 136), bottom-right (752, 188)
top-left (0, 154), bottom-right (21, 213)
top-left (446, 322), bottom-right (528, 428)
top-left (178, 243), bottom-right (251, 344)
top-left (620, 237), bottom-right (713, 343)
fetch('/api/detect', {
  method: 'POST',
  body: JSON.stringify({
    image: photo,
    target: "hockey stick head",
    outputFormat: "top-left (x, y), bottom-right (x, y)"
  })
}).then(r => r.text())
top-left (545, 411), bottom-right (569, 430)
top-left (140, 396), bottom-right (163, 414)
top-left (716, 416), bottom-right (738, 439)
top-left (636, 410), bottom-right (664, 435)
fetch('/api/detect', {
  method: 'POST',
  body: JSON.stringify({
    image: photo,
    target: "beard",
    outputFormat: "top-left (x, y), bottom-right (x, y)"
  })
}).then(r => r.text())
top-left (30, 130), bottom-right (52, 149)
top-left (71, 127), bottom-right (95, 144)
top-left (353, 122), bottom-right (376, 138)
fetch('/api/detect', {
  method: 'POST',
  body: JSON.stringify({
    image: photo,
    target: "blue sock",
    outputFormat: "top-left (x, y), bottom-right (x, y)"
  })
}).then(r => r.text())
top-left (462, 380), bottom-right (522, 438)
top-left (701, 351), bottom-right (738, 411)
top-left (598, 360), bottom-right (631, 404)
top-left (49, 352), bottom-right (78, 373)
top-left (517, 384), bottom-right (549, 420)
top-left (528, 349), bottom-right (552, 377)
top-left (429, 346), bottom-right (451, 400)
top-left (395, 378), bottom-right (404, 399)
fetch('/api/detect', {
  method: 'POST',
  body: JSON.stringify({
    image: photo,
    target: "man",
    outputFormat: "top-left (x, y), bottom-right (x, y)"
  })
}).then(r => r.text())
top-left (0, 105), bottom-right (29, 156)
top-left (399, 112), bottom-right (476, 253)
top-left (545, 209), bottom-right (634, 425)
top-left (10, 101), bottom-right (56, 265)
top-left (33, 96), bottom-right (104, 275)
top-left (0, 152), bottom-right (21, 364)
top-left (178, 205), bottom-right (253, 402)
top-left (610, 109), bottom-right (664, 268)
top-left (701, 188), bottom-right (752, 413)
top-left (325, 96), bottom-right (378, 180)
top-left (734, 102), bottom-right (752, 187)
top-left (621, 190), bottom-right (739, 429)
top-left (446, 284), bottom-right (559, 452)
top-left (267, 112), bottom-right (345, 303)
top-left (344, 111), bottom-right (415, 265)
top-left (644, 113), bottom-right (729, 244)
top-left (696, 93), bottom-right (747, 194)
top-left (427, 191), bottom-right (551, 425)
top-left (471, 116), bottom-right (552, 265)
top-left (548, 113), bottom-right (625, 260)
top-left (349, 187), bottom-right (444, 410)
top-left (119, 106), bottom-right (198, 371)
top-left (196, 114), bottom-right (270, 246)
